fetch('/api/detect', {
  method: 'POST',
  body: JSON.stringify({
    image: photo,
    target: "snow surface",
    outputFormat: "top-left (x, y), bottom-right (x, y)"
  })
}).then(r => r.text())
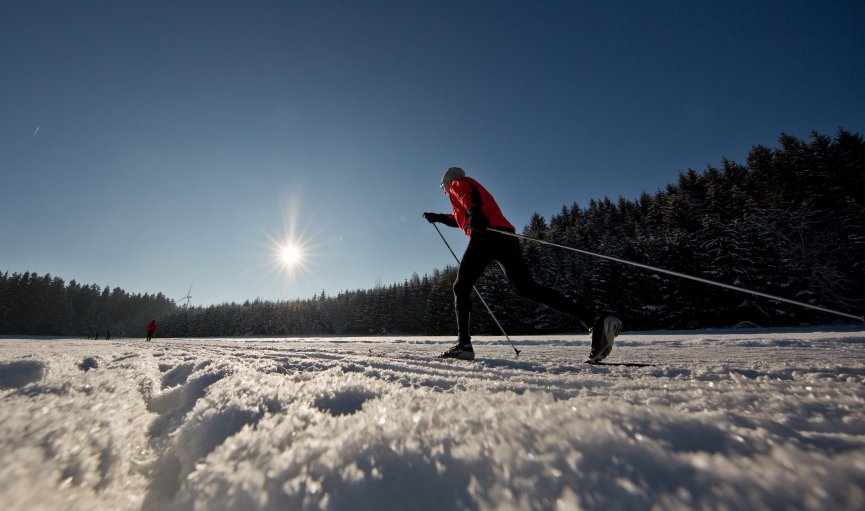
top-left (2, 328), bottom-right (865, 510)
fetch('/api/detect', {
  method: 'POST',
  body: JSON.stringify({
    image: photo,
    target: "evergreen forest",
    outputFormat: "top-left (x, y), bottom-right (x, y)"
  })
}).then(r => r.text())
top-left (2, 130), bottom-right (863, 337)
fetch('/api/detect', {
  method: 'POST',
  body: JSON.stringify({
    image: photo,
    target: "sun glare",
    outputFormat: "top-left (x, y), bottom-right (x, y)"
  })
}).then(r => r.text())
top-left (257, 191), bottom-right (319, 288)
top-left (281, 245), bottom-right (302, 266)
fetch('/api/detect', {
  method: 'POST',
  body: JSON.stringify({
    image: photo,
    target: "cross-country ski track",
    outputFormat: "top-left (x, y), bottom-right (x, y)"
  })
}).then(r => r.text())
top-left (2, 327), bottom-right (864, 510)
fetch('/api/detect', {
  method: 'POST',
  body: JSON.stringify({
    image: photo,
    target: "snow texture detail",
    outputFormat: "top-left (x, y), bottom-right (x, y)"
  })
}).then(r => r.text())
top-left (1, 329), bottom-right (864, 510)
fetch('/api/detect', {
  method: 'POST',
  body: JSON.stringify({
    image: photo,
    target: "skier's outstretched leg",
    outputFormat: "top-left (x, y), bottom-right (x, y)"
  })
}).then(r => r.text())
top-left (495, 236), bottom-right (591, 324)
top-left (495, 235), bottom-right (621, 362)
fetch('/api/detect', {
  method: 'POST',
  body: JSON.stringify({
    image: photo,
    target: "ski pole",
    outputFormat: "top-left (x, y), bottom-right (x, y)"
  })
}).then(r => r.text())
top-left (432, 224), bottom-right (521, 357)
top-left (491, 229), bottom-right (865, 324)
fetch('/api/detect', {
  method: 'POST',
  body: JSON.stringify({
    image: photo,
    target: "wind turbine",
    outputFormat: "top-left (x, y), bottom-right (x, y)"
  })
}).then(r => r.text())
top-left (179, 283), bottom-right (193, 308)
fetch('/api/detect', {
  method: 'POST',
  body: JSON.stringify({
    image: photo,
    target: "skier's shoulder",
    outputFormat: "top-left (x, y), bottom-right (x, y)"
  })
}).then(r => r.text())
top-left (452, 176), bottom-right (484, 194)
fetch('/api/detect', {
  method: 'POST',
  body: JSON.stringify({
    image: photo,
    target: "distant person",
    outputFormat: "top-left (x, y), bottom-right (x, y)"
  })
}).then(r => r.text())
top-left (94, 331), bottom-right (99, 340)
top-left (146, 320), bottom-right (157, 342)
top-left (106, 329), bottom-right (111, 340)
top-left (423, 167), bottom-right (622, 362)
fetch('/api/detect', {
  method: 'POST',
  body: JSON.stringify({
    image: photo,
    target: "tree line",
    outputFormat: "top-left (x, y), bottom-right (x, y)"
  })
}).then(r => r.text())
top-left (2, 130), bottom-right (863, 337)
top-left (0, 272), bottom-right (175, 337)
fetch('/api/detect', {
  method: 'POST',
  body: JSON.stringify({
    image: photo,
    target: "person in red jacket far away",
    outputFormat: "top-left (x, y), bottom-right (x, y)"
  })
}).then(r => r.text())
top-left (423, 167), bottom-right (622, 362)
top-left (146, 320), bottom-right (157, 342)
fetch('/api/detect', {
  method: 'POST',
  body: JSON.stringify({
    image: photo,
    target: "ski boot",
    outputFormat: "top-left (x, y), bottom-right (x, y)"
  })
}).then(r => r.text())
top-left (440, 342), bottom-right (475, 360)
top-left (587, 315), bottom-right (622, 363)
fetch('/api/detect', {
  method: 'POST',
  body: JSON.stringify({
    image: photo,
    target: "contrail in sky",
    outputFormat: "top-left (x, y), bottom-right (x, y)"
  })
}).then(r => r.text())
top-left (32, 126), bottom-right (40, 137)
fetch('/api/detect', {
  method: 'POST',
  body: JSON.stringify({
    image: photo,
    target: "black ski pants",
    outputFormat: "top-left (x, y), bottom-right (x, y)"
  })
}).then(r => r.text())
top-left (453, 231), bottom-right (592, 342)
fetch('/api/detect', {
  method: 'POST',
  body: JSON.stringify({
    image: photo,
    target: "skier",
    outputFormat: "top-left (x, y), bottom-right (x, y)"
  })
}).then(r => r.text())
top-left (423, 167), bottom-right (622, 362)
top-left (146, 320), bottom-right (157, 342)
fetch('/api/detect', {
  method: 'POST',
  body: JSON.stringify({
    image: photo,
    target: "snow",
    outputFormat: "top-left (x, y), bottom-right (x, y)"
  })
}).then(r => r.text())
top-left (2, 328), bottom-right (865, 510)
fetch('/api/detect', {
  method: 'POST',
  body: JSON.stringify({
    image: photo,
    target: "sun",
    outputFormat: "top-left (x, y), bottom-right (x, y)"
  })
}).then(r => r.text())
top-left (280, 244), bottom-right (302, 266)
top-left (257, 190), bottom-right (318, 285)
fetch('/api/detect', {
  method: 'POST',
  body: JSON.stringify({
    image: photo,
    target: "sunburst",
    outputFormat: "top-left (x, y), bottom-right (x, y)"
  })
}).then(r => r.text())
top-left (280, 244), bottom-right (302, 267)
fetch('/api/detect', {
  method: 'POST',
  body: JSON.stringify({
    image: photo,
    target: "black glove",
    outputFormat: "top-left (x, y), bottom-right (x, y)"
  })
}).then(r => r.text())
top-left (423, 212), bottom-right (445, 224)
top-left (468, 206), bottom-right (490, 233)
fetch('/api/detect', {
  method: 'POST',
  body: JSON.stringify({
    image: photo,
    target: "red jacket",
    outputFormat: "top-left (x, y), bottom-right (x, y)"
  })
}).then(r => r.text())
top-left (147, 321), bottom-right (157, 333)
top-left (446, 177), bottom-right (515, 235)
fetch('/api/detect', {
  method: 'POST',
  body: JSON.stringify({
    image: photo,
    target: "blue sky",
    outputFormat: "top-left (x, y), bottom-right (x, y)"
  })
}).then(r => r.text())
top-left (2, 0), bottom-right (863, 306)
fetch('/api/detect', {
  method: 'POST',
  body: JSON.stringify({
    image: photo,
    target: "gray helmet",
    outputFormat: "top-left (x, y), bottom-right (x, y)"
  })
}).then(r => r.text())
top-left (441, 167), bottom-right (466, 189)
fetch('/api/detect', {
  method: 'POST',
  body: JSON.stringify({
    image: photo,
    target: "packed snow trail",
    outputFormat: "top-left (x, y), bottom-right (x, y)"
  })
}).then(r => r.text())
top-left (1, 328), bottom-right (864, 510)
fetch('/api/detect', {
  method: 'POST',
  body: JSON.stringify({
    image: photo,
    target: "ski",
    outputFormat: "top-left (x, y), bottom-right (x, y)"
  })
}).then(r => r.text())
top-left (585, 361), bottom-right (656, 367)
